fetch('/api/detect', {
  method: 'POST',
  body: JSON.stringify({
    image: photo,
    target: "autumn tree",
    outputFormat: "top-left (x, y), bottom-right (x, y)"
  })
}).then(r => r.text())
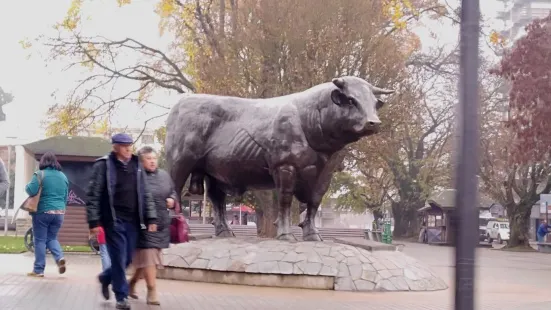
top-left (44, 0), bottom-right (445, 237)
top-left (480, 13), bottom-right (551, 248)
top-left (330, 45), bottom-right (457, 238)
top-left (491, 13), bottom-right (551, 162)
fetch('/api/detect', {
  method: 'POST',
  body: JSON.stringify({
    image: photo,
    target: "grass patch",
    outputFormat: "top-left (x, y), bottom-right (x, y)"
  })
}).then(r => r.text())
top-left (0, 236), bottom-right (26, 253)
top-left (0, 236), bottom-right (93, 254)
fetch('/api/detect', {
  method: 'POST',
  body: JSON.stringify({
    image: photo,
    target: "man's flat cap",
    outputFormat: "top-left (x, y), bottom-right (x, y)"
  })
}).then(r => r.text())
top-left (111, 133), bottom-right (133, 145)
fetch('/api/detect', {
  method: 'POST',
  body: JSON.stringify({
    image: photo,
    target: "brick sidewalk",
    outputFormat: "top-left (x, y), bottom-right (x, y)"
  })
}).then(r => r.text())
top-left (0, 272), bottom-right (548, 310)
top-left (0, 251), bottom-right (548, 310)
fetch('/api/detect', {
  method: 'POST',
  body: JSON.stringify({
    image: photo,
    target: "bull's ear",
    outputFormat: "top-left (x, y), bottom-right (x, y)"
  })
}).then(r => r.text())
top-left (331, 89), bottom-right (348, 106)
top-left (376, 99), bottom-right (386, 110)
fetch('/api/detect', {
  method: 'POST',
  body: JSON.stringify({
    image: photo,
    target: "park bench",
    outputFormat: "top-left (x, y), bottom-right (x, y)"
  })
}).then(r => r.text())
top-left (537, 242), bottom-right (551, 254)
top-left (188, 224), bottom-right (370, 241)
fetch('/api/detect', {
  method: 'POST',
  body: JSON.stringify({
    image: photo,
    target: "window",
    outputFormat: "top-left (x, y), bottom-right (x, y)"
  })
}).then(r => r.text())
top-left (499, 223), bottom-right (509, 229)
top-left (427, 215), bottom-right (436, 227)
top-left (141, 134), bottom-right (154, 144)
top-left (435, 215), bottom-right (443, 226)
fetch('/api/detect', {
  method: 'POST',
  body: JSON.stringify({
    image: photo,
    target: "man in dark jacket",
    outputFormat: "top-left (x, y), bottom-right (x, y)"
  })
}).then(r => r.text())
top-left (86, 133), bottom-right (157, 310)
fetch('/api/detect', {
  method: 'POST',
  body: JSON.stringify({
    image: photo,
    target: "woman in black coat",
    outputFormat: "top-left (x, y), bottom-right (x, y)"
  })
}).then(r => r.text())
top-left (129, 146), bottom-right (177, 305)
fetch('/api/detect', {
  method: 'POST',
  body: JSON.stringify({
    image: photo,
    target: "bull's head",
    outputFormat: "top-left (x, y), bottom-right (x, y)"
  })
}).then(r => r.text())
top-left (323, 76), bottom-right (394, 143)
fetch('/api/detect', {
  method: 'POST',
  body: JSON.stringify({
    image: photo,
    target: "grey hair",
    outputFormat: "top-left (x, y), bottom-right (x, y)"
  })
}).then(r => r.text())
top-left (137, 146), bottom-right (156, 158)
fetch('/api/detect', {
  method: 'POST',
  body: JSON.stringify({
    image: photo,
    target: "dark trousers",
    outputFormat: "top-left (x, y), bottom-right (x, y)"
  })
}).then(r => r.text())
top-left (99, 219), bottom-right (138, 302)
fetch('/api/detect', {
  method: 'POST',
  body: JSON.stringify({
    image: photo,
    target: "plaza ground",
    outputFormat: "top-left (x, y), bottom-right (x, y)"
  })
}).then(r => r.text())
top-left (0, 241), bottom-right (548, 310)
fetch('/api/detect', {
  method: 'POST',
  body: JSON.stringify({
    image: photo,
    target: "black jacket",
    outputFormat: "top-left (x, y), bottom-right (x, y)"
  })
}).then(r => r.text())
top-left (86, 153), bottom-right (157, 230)
top-left (137, 169), bottom-right (177, 249)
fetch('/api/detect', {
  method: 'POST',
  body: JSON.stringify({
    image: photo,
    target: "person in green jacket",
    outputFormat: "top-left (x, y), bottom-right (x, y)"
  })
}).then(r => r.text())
top-left (26, 152), bottom-right (69, 277)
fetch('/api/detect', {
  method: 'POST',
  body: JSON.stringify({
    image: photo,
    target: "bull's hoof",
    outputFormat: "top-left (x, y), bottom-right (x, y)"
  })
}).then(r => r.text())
top-left (215, 230), bottom-right (235, 238)
top-left (303, 233), bottom-right (323, 242)
top-left (276, 233), bottom-right (297, 242)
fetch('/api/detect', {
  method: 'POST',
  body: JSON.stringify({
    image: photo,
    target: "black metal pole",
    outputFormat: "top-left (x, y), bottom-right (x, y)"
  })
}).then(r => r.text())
top-left (454, 1), bottom-right (480, 310)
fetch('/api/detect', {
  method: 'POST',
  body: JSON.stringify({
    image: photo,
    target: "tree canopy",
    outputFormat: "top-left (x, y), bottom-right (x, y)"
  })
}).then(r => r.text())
top-left (491, 13), bottom-right (551, 163)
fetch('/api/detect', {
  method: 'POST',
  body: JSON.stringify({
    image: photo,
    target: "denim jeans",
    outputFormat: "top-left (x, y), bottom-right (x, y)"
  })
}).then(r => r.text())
top-left (32, 213), bottom-right (64, 274)
top-left (99, 219), bottom-right (138, 302)
top-left (99, 244), bottom-right (111, 271)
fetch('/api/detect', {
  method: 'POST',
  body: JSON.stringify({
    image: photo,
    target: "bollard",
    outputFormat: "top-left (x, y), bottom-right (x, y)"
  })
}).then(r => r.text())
top-left (382, 219), bottom-right (393, 244)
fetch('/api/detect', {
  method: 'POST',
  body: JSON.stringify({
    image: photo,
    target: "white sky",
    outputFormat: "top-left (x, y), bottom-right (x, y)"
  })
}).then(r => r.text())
top-left (0, 0), bottom-right (503, 144)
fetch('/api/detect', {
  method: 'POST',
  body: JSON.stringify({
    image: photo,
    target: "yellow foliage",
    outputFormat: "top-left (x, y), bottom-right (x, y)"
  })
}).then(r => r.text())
top-left (18, 39), bottom-right (32, 49)
top-left (92, 118), bottom-right (110, 135)
top-left (81, 42), bottom-right (99, 70)
top-left (382, 0), bottom-right (416, 30)
top-left (156, 0), bottom-right (177, 18)
top-left (58, 0), bottom-right (83, 31)
top-left (489, 30), bottom-right (506, 47)
top-left (45, 105), bottom-right (90, 137)
top-left (116, 0), bottom-right (131, 7)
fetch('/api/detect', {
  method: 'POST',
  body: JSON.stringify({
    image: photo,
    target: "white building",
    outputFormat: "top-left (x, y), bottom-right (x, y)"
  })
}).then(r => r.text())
top-left (497, 0), bottom-right (551, 41)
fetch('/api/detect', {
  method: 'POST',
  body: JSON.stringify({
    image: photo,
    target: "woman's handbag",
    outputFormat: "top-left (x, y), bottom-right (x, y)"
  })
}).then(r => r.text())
top-left (170, 200), bottom-right (190, 244)
top-left (20, 171), bottom-right (44, 213)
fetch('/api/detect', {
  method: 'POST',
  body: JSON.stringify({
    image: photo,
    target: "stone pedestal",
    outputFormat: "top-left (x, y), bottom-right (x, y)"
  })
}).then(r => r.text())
top-left (159, 238), bottom-right (447, 292)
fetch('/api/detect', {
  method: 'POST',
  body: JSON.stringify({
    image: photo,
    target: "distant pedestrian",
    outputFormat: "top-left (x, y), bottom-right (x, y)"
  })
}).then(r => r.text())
top-left (231, 214), bottom-right (239, 225)
top-left (128, 146), bottom-right (176, 306)
top-left (86, 133), bottom-right (157, 310)
top-left (25, 152), bottom-right (69, 277)
top-left (537, 220), bottom-right (551, 250)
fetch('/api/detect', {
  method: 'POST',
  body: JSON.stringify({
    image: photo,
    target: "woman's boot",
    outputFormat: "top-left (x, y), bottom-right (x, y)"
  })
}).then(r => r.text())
top-left (128, 269), bottom-right (141, 299)
top-left (146, 286), bottom-right (160, 305)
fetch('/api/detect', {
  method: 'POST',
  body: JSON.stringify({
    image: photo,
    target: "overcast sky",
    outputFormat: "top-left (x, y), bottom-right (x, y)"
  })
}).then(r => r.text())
top-left (0, 0), bottom-right (503, 143)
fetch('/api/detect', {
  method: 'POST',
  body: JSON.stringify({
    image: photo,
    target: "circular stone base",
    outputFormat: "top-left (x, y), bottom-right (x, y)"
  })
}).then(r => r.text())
top-left (160, 238), bottom-right (447, 292)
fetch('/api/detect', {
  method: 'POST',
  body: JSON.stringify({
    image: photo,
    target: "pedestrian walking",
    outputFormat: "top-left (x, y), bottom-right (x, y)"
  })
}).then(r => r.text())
top-left (86, 133), bottom-right (157, 310)
top-left (537, 220), bottom-right (551, 251)
top-left (25, 152), bottom-right (69, 277)
top-left (128, 146), bottom-right (176, 305)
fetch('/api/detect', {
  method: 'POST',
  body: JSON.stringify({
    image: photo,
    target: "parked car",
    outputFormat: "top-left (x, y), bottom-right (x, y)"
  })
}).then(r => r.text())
top-left (486, 220), bottom-right (510, 244)
top-left (479, 216), bottom-right (493, 241)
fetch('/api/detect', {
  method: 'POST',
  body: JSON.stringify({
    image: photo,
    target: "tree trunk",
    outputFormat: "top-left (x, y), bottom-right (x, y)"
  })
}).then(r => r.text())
top-left (253, 190), bottom-right (278, 238)
top-left (505, 203), bottom-right (533, 249)
top-left (392, 203), bottom-right (419, 238)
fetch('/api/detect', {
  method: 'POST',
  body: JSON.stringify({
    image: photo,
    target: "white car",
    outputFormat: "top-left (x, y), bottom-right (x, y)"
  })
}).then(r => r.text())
top-left (486, 221), bottom-right (510, 244)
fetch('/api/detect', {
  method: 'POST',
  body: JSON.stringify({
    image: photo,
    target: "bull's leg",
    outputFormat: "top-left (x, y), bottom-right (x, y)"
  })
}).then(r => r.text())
top-left (299, 202), bottom-right (323, 241)
top-left (206, 177), bottom-right (234, 238)
top-left (168, 153), bottom-right (198, 202)
top-left (274, 165), bottom-right (297, 241)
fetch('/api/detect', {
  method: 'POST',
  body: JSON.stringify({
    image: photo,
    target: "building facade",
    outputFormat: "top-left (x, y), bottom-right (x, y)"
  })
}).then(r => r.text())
top-left (497, 0), bottom-right (551, 41)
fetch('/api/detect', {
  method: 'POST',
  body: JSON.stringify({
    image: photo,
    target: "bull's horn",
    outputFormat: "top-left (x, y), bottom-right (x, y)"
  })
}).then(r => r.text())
top-left (372, 86), bottom-right (395, 95)
top-left (332, 77), bottom-right (345, 89)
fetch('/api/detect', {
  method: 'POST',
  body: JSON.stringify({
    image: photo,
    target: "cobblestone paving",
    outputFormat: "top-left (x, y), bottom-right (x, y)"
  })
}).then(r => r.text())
top-left (0, 243), bottom-right (548, 310)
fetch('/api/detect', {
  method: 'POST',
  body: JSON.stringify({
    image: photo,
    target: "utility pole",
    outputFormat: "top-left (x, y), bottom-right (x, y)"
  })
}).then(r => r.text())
top-left (454, 1), bottom-right (480, 309)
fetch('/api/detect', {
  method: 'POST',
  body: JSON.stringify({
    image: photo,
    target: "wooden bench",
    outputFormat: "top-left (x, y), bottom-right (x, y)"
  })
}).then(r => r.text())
top-left (537, 243), bottom-right (551, 254)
